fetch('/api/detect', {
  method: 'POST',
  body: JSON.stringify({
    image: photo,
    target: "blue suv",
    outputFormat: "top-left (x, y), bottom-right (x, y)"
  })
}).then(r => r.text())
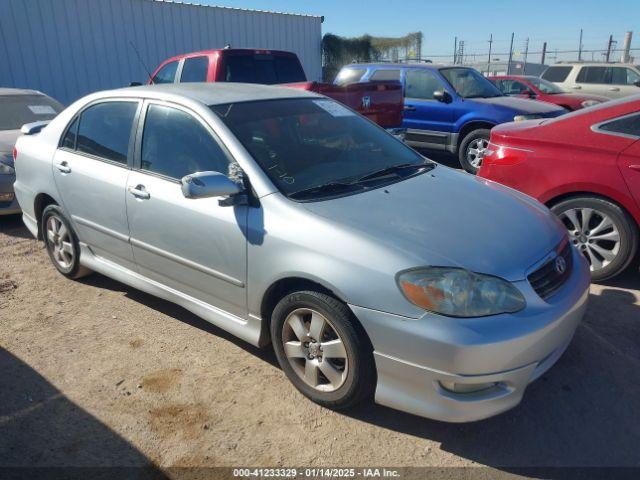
top-left (335, 64), bottom-right (566, 173)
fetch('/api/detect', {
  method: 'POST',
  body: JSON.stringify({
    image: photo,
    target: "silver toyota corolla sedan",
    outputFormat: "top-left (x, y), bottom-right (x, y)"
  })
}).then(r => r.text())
top-left (13, 83), bottom-right (590, 422)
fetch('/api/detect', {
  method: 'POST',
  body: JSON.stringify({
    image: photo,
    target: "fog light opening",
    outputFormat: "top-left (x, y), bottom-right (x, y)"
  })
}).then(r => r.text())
top-left (439, 380), bottom-right (498, 394)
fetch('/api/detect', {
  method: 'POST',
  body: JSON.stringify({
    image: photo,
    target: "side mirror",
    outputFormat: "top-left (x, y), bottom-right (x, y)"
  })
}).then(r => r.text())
top-left (433, 90), bottom-right (452, 103)
top-left (129, 81), bottom-right (142, 87)
top-left (181, 171), bottom-right (241, 199)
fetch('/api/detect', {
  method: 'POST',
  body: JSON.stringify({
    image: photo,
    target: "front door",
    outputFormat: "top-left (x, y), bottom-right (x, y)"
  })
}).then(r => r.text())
top-left (619, 137), bottom-right (640, 209)
top-left (53, 100), bottom-right (140, 270)
top-left (126, 101), bottom-right (248, 318)
top-left (402, 68), bottom-right (454, 150)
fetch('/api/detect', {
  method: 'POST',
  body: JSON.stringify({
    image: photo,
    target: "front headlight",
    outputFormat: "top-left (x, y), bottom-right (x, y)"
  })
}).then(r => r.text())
top-left (581, 100), bottom-right (600, 108)
top-left (513, 114), bottom-right (543, 122)
top-left (397, 267), bottom-right (526, 317)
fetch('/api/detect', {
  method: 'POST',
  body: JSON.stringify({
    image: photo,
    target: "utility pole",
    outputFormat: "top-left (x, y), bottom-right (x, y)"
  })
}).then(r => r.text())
top-left (487, 34), bottom-right (493, 75)
top-left (578, 29), bottom-right (583, 61)
top-left (454, 37), bottom-right (457, 64)
top-left (523, 37), bottom-right (529, 74)
top-left (507, 32), bottom-right (514, 75)
top-left (605, 35), bottom-right (616, 62)
top-left (541, 41), bottom-right (547, 65)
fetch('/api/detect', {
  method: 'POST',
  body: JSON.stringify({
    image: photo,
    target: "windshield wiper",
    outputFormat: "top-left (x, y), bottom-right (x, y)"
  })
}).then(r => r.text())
top-left (289, 181), bottom-right (364, 200)
top-left (356, 161), bottom-right (435, 183)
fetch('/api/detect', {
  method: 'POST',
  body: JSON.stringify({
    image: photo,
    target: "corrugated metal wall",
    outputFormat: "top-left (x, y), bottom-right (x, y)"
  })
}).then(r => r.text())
top-left (0, 0), bottom-right (322, 105)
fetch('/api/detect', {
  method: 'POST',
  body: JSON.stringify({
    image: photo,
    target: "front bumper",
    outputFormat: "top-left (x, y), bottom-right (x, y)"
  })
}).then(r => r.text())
top-left (0, 174), bottom-right (20, 215)
top-left (350, 247), bottom-right (590, 422)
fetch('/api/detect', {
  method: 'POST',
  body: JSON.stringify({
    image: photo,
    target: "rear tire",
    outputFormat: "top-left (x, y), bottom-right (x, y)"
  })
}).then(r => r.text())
top-left (550, 196), bottom-right (638, 281)
top-left (270, 290), bottom-right (375, 410)
top-left (42, 205), bottom-right (92, 279)
top-left (458, 128), bottom-right (491, 174)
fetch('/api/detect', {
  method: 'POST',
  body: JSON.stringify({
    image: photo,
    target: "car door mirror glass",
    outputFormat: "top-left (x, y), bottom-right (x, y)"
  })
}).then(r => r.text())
top-left (181, 171), bottom-right (241, 199)
top-left (433, 90), bottom-right (451, 103)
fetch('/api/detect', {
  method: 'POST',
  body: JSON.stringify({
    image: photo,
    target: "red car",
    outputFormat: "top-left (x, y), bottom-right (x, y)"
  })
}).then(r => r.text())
top-left (479, 96), bottom-right (640, 280)
top-left (147, 48), bottom-right (403, 129)
top-left (489, 75), bottom-right (609, 111)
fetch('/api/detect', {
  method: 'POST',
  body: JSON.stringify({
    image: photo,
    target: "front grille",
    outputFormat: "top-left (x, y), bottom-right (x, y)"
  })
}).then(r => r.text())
top-left (527, 241), bottom-right (573, 300)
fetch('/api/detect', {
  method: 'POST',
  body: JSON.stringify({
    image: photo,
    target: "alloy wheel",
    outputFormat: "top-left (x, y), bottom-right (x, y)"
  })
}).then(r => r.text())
top-left (466, 138), bottom-right (488, 168)
top-left (559, 207), bottom-right (621, 272)
top-left (282, 308), bottom-right (348, 392)
top-left (46, 215), bottom-right (75, 269)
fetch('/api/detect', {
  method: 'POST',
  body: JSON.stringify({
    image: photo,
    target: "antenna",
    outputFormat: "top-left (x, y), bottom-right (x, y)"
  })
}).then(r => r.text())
top-left (129, 41), bottom-right (155, 84)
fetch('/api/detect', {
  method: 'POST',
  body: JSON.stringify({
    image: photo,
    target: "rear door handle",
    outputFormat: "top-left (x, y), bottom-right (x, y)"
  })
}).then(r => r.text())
top-left (128, 185), bottom-right (150, 199)
top-left (609, 87), bottom-right (620, 92)
top-left (629, 165), bottom-right (640, 172)
top-left (571, 85), bottom-right (582, 90)
top-left (55, 161), bottom-right (71, 174)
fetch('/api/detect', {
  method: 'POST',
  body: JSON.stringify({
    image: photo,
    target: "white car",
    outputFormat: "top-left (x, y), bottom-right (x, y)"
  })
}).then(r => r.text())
top-left (541, 62), bottom-right (640, 99)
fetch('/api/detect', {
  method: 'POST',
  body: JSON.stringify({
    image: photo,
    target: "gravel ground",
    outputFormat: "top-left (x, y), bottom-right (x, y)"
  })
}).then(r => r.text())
top-left (1, 212), bottom-right (639, 478)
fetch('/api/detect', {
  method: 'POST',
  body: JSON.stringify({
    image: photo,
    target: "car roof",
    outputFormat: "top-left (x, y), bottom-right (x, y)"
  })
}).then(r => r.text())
top-left (162, 48), bottom-right (298, 63)
top-left (547, 62), bottom-right (638, 67)
top-left (0, 87), bottom-right (44, 96)
top-left (112, 82), bottom-right (321, 105)
top-left (344, 63), bottom-right (451, 69)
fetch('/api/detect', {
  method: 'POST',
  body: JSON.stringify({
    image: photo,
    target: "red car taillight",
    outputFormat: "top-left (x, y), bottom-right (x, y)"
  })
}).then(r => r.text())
top-left (12, 147), bottom-right (17, 163)
top-left (483, 142), bottom-right (532, 166)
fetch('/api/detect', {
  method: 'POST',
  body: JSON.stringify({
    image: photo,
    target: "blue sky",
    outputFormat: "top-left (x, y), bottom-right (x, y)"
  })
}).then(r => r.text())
top-left (207, 0), bottom-right (639, 59)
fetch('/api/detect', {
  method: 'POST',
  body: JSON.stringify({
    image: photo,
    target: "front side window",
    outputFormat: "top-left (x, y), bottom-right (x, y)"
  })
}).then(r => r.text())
top-left (576, 66), bottom-right (609, 84)
top-left (152, 61), bottom-right (179, 84)
top-left (405, 69), bottom-right (443, 99)
top-left (500, 80), bottom-right (530, 95)
top-left (211, 98), bottom-right (428, 200)
top-left (598, 114), bottom-right (640, 137)
top-left (611, 67), bottom-right (640, 86)
top-left (180, 56), bottom-right (209, 82)
top-left (541, 66), bottom-right (572, 82)
top-left (528, 77), bottom-right (565, 94)
top-left (0, 94), bottom-right (63, 131)
top-left (76, 102), bottom-right (138, 164)
top-left (439, 68), bottom-right (502, 98)
top-left (140, 104), bottom-right (231, 180)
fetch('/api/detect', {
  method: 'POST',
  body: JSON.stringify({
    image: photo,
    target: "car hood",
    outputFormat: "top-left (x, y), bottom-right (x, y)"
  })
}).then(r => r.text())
top-left (301, 167), bottom-right (565, 281)
top-left (472, 96), bottom-right (564, 114)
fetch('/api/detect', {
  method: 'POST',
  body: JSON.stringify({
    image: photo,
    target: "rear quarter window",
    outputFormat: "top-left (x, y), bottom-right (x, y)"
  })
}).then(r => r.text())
top-left (597, 113), bottom-right (640, 137)
top-left (541, 66), bottom-right (572, 82)
top-left (369, 69), bottom-right (401, 82)
top-left (180, 56), bottom-right (209, 82)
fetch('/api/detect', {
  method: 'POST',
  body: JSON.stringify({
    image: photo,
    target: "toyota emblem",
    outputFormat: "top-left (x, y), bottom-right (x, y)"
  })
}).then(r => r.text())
top-left (554, 256), bottom-right (567, 275)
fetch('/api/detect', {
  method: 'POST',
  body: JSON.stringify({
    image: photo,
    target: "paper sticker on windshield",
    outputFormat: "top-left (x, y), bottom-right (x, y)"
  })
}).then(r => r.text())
top-left (28, 105), bottom-right (56, 115)
top-left (312, 100), bottom-right (354, 117)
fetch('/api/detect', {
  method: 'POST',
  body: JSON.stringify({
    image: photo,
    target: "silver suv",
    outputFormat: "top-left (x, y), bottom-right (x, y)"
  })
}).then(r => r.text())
top-left (14, 83), bottom-right (590, 422)
top-left (541, 62), bottom-right (640, 99)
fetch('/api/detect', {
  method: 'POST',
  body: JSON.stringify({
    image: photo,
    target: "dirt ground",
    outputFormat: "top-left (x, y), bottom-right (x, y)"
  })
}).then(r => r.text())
top-left (1, 212), bottom-right (640, 478)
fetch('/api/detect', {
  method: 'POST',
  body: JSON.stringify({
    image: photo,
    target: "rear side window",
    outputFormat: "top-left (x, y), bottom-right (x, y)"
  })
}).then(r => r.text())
top-left (140, 104), bottom-right (231, 180)
top-left (405, 69), bottom-right (443, 99)
top-left (152, 61), bottom-right (178, 84)
top-left (370, 69), bottom-right (401, 82)
top-left (598, 114), bottom-right (640, 137)
top-left (222, 54), bottom-right (306, 85)
top-left (180, 56), bottom-right (209, 82)
top-left (611, 67), bottom-right (640, 86)
top-left (334, 68), bottom-right (367, 85)
top-left (576, 66), bottom-right (609, 84)
top-left (76, 102), bottom-right (138, 164)
top-left (541, 66), bottom-right (572, 82)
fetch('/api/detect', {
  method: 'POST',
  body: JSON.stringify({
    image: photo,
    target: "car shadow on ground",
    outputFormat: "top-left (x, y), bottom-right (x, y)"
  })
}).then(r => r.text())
top-left (0, 214), bottom-right (32, 239)
top-left (343, 286), bottom-right (640, 473)
top-left (0, 347), bottom-right (167, 478)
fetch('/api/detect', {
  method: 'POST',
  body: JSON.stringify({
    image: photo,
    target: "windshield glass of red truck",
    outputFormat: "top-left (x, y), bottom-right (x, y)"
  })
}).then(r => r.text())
top-left (211, 98), bottom-right (433, 201)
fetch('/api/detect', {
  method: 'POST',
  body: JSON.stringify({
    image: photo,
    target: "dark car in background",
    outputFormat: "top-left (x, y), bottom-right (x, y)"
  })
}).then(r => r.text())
top-left (0, 88), bottom-right (63, 216)
top-left (335, 64), bottom-right (566, 173)
top-left (489, 75), bottom-right (609, 111)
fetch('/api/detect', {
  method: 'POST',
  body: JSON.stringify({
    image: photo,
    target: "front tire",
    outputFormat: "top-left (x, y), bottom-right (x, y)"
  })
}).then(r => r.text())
top-left (551, 196), bottom-right (638, 281)
top-left (459, 128), bottom-right (491, 174)
top-left (270, 291), bottom-right (375, 410)
top-left (42, 205), bottom-right (91, 279)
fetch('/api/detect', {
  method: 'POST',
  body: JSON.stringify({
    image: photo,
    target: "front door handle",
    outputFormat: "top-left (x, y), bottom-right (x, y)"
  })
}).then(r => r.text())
top-left (128, 185), bottom-right (150, 200)
top-left (55, 161), bottom-right (71, 174)
top-left (403, 105), bottom-right (416, 111)
top-left (571, 85), bottom-right (582, 90)
top-left (629, 165), bottom-right (640, 172)
top-left (609, 87), bottom-right (620, 92)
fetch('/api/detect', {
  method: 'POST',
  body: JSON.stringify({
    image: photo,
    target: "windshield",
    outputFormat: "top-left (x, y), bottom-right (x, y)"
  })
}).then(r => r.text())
top-left (440, 68), bottom-right (502, 98)
top-left (211, 98), bottom-right (429, 200)
top-left (528, 77), bottom-right (565, 94)
top-left (0, 94), bottom-right (63, 130)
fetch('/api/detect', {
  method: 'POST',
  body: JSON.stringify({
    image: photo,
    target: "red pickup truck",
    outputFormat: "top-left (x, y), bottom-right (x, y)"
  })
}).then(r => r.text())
top-left (147, 48), bottom-right (404, 130)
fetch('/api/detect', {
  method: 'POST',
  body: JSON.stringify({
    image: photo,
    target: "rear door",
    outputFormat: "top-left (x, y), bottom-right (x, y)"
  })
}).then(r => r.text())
top-left (610, 67), bottom-right (640, 98)
top-left (574, 66), bottom-right (615, 97)
top-left (125, 100), bottom-right (248, 317)
top-left (179, 55), bottom-right (210, 83)
top-left (53, 99), bottom-right (140, 270)
top-left (402, 68), bottom-right (454, 149)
